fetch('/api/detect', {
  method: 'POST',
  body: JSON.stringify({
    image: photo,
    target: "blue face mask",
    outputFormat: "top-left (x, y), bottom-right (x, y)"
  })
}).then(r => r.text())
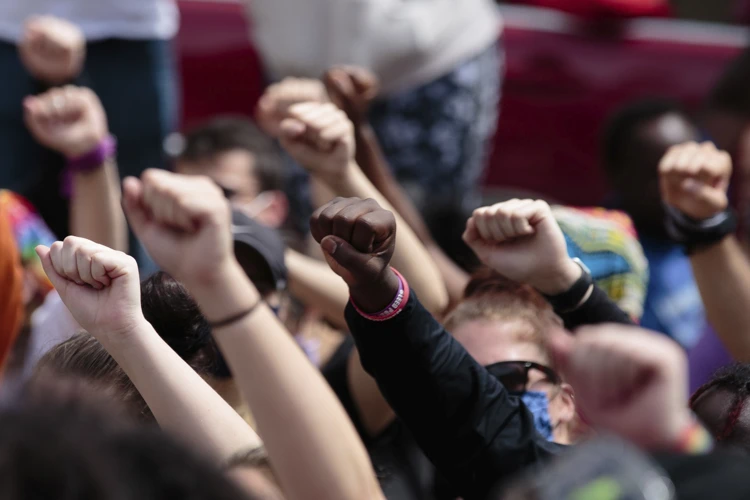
top-left (517, 390), bottom-right (555, 442)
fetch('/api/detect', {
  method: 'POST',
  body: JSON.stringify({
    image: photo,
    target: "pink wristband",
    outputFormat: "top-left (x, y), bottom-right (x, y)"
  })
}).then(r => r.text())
top-left (351, 268), bottom-right (410, 322)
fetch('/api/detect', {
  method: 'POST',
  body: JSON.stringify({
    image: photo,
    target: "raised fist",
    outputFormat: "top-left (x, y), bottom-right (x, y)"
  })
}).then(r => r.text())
top-left (19, 16), bottom-right (85, 85)
top-left (279, 102), bottom-right (355, 183)
top-left (310, 197), bottom-right (396, 292)
top-left (549, 324), bottom-right (691, 450)
top-left (463, 199), bottom-right (580, 295)
top-left (256, 77), bottom-right (328, 138)
top-left (24, 86), bottom-right (108, 158)
top-left (35, 237), bottom-right (142, 339)
top-left (122, 169), bottom-right (233, 286)
top-left (659, 141), bottom-right (732, 220)
top-left (323, 66), bottom-right (379, 126)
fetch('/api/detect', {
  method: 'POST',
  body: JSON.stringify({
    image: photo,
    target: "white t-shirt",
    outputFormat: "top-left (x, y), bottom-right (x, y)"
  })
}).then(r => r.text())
top-left (0, 0), bottom-right (178, 42)
top-left (247, 0), bottom-right (501, 95)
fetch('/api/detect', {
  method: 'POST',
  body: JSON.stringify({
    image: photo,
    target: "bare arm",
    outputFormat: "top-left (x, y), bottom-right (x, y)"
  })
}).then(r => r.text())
top-left (25, 86), bottom-right (127, 251)
top-left (123, 170), bottom-right (384, 500)
top-left (35, 238), bottom-right (261, 463)
top-left (690, 236), bottom-right (750, 359)
top-left (325, 67), bottom-right (468, 305)
top-left (286, 248), bottom-right (349, 329)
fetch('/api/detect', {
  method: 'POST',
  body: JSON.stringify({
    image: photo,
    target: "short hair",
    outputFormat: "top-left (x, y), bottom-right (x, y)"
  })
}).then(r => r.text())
top-left (602, 99), bottom-right (687, 177)
top-left (443, 268), bottom-right (562, 345)
top-left (690, 363), bottom-right (750, 442)
top-left (709, 48), bottom-right (750, 117)
top-left (179, 116), bottom-right (285, 193)
top-left (0, 379), bottom-right (256, 500)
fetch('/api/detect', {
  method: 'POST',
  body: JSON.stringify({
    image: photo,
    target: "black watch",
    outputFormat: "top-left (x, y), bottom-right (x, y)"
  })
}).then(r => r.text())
top-left (543, 258), bottom-right (594, 313)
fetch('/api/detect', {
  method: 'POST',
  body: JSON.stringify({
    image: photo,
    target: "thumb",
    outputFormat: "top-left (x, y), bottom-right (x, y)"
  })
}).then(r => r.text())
top-left (279, 117), bottom-right (306, 139)
top-left (320, 235), bottom-right (372, 280)
top-left (35, 245), bottom-right (68, 292)
top-left (547, 327), bottom-right (574, 374)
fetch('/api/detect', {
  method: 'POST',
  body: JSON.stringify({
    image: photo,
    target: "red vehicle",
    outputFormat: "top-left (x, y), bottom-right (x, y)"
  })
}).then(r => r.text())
top-left (176, 0), bottom-right (746, 206)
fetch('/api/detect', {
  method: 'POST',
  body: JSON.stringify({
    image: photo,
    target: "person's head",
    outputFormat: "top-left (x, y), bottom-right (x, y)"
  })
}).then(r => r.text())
top-left (444, 269), bottom-right (576, 444)
top-left (602, 99), bottom-right (700, 237)
top-left (0, 378), bottom-right (256, 500)
top-left (175, 116), bottom-right (288, 228)
top-left (690, 363), bottom-right (750, 453)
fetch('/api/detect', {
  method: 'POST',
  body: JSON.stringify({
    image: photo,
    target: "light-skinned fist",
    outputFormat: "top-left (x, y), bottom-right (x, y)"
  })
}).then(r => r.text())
top-left (659, 141), bottom-right (732, 221)
top-left (279, 102), bottom-right (355, 184)
top-left (323, 66), bottom-right (379, 126)
top-left (122, 169), bottom-right (233, 287)
top-left (548, 324), bottom-right (692, 450)
top-left (19, 16), bottom-right (85, 85)
top-left (463, 199), bottom-right (580, 295)
top-left (24, 86), bottom-right (108, 158)
top-left (256, 77), bottom-right (329, 138)
top-left (35, 237), bottom-right (143, 339)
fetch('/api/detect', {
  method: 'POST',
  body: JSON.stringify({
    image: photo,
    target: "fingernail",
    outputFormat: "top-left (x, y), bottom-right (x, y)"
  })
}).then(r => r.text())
top-left (321, 238), bottom-right (338, 255)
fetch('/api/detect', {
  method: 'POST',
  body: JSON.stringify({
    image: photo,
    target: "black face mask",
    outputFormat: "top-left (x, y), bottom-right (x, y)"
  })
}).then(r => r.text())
top-left (484, 361), bottom-right (561, 393)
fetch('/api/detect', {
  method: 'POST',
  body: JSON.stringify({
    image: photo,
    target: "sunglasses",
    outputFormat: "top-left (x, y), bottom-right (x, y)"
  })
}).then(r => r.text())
top-left (485, 361), bottom-right (561, 393)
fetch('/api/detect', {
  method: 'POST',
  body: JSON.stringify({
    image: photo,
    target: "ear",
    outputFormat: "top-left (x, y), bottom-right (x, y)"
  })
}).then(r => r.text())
top-left (241, 190), bottom-right (289, 229)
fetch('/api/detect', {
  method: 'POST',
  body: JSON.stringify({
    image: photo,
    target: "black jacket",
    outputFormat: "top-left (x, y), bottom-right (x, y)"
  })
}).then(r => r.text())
top-left (345, 284), bottom-right (633, 499)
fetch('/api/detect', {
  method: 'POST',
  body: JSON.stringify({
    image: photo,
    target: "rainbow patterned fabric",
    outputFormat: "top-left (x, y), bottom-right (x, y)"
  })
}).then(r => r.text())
top-left (0, 190), bottom-right (56, 294)
top-left (552, 206), bottom-right (648, 321)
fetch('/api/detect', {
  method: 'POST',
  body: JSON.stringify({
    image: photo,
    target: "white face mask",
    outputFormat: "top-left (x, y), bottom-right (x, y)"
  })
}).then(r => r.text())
top-left (235, 191), bottom-right (276, 220)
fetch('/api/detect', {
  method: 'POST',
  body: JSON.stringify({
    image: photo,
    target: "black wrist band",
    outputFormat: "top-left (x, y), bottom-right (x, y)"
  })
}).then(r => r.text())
top-left (208, 300), bottom-right (262, 329)
top-left (544, 259), bottom-right (594, 313)
top-left (664, 206), bottom-right (736, 254)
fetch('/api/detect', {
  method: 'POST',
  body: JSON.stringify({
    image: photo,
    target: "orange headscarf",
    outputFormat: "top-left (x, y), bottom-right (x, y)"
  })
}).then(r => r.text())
top-left (0, 198), bottom-right (24, 375)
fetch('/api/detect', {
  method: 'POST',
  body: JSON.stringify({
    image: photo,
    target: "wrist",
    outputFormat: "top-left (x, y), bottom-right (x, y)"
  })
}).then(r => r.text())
top-left (184, 260), bottom-right (262, 321)
top-left (66, 134), bottom-right (115, 166)
top-left (322, 160), bottom-right (359, 191)
top-left (534, 259), bottom-right (583, 296)
top-left (349, 267), bottom-right (401, 314)
top-left (93, 316), bottom-right (154, 352)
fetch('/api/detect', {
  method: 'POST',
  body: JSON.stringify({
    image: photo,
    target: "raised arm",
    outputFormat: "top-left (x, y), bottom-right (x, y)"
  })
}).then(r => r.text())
top-left (463, 199), bottom-right (633, 327)
top-left (25, 86), bottom-right (127, 251)
top-left (122, 170), bottom-right (383, 500)
top-left (279, 102), bottom-right (449, 316)
top-left (309, 197), bottom-right (563, 499)
top-left (324, 66), bottom-right (470, 304)
top-left (34, 237), bottom-right (261, 463)
top-left (659, 141), bottom-right (749, 359)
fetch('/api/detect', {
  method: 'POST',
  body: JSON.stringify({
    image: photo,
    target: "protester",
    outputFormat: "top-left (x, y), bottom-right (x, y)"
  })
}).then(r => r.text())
top-left (603, 99), bottom-right (707, 348)
top-left (1, 14), bottom-right (176, 239)
top-left (247, 0), bottom-right (502, 212)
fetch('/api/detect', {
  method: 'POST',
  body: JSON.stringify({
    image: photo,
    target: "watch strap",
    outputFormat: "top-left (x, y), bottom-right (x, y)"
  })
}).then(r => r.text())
top-left (543, 258), bottom-right (594, 313)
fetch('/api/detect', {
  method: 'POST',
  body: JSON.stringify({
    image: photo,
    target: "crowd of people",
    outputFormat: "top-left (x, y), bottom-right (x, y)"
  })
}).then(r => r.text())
top-left (5, 2), bottom-right (750, 500)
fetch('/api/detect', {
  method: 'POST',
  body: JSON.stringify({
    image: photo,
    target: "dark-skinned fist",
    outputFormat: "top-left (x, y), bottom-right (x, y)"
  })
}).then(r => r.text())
top-left (310, 197), bottom-right (399, 312)
top-left (323, 66), bottom-right (379, 126)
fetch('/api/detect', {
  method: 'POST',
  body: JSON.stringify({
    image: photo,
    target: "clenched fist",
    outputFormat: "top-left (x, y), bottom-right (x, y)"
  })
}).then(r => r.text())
top-left (256, 77), bottom-right (328, 138)
top-left (659, 141), bottom-right (732, 221)
top-left (549, 324), bottom-right (691, 450)
top-left (19, 16), bottom-right (85, 85)
top-left (279, 102), bottom-right (355, 183)
top-left (35, 237), bottom-right (143, 339)
top-left (24, 86), bottom-right (108, 158)
top-left (323, 66), bottom-right (379, 126)
top-left (463, 199), bottom-right (580, 295)
top-left (310, 198), bottom-right (399, 312)
top-left (122, 169), bottom-right (233, 287)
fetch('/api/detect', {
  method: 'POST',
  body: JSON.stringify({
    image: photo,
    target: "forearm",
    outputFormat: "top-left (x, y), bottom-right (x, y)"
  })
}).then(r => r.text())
top-left (70, 159), bottom-right (127, 251)
top-left (187, 261), bottom-right (383, 500)
top-left (558, 285), bottom-right (634, 330)
top-left (690, 236), bottom-right (750, 360)
top-left (355, 125), bottom-right (434, 243)
top-left (330, 165), bottom-right (449, 315)
top-left (99, 319), bottom-right (262, 463)
top-left (285, 249), bottom-right (349, 329)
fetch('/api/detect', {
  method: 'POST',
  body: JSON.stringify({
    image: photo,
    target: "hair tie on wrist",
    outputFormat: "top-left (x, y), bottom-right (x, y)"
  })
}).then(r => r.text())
top-left (351, 268), bottom-right (410, 322)
top-left (208, 300), bottom-right (262, 330)
top-left (675, 418), bottom-right (714, 455)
